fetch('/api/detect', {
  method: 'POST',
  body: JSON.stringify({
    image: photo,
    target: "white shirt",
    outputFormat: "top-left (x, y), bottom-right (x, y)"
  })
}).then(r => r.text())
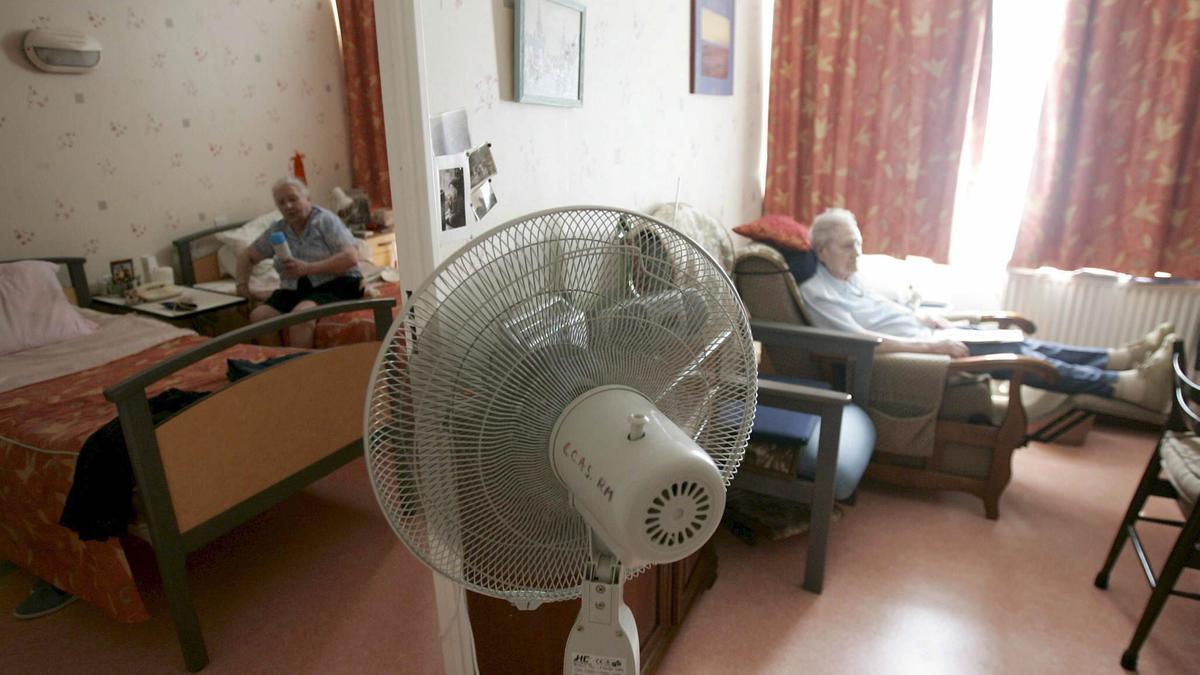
top-left (799, 263), bottom-right (932, 338)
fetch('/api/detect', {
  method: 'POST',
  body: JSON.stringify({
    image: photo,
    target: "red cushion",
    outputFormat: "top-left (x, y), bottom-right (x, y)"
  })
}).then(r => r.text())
top-left (733, 214), bottom-right (812, 251)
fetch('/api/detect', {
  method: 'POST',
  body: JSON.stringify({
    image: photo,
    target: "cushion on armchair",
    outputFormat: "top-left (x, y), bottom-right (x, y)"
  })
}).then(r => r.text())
top-left (782, 249), bottom-right (819, 284)
top-left (746, 375), bottom-right (876, 501)
top-left (734, 214), bottom-right (812, 252)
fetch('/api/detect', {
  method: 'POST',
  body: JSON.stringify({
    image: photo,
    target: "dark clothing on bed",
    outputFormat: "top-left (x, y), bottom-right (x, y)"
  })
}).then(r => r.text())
top-left (59, 354), bottom-right (313, 541)
top-left (60, 389), bottom-right (207, 541)
top-left (263, 275), bottom-right (363, 313)
top-left (226, 352), bottom-right (308, 382)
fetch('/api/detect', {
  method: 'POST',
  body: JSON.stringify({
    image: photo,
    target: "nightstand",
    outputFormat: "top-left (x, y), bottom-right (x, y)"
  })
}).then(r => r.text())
top-left (361, 228), bottom-right (397, 268)
top-left (92, 286), bottom-right (247, 336)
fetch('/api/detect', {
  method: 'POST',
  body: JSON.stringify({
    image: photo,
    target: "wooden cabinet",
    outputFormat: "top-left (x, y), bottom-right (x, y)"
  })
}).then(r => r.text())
top-left (467, 542), bottom-right (717, 675)
top-left (362, 228), bottom-right (397, 268)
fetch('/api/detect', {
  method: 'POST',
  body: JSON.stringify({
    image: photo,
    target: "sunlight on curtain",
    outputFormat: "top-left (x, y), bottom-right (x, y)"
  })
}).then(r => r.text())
top-left (948, 1), bottom-right (1068, 270)
top-left (757, 4), bottom-right (774, 203)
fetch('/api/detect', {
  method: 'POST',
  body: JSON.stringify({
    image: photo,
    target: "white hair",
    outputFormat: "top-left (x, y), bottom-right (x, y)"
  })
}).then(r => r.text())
top-left (271, 176), bottom-right (310, 197)
top-left (809, 208), bottom-right (860, 251)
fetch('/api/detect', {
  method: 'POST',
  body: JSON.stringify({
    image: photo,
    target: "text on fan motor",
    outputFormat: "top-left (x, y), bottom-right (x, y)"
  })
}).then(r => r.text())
top-left (561, 442), bottom-right (615, 502)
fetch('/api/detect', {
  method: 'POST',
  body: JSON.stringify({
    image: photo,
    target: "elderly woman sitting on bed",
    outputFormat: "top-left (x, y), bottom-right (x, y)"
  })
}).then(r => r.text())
top-left (236, 177), bottom-right (363, 348)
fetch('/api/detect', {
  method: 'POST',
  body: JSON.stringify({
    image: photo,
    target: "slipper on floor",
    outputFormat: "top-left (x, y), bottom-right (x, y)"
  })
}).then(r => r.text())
top-left (13, 580), bottom-right (77, 620)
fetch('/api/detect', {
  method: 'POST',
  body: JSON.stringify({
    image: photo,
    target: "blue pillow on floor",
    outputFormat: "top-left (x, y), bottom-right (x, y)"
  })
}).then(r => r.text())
top-left (752, 375), bottom-right (829, 445)
top-left (751, 375), bottom-right (875, 500)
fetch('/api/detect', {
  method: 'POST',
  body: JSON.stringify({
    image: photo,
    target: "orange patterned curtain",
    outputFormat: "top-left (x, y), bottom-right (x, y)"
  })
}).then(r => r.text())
top-left (764, 0), bottom-right (992, 262)
top-left (1011, 2), bottom-right (1200, 277)
top-left (335, 0), bottom-right (392, 208)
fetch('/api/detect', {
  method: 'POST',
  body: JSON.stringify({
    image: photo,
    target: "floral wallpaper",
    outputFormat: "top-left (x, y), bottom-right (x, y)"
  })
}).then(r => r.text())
top-left (0, 0), bottom-right (352, 285)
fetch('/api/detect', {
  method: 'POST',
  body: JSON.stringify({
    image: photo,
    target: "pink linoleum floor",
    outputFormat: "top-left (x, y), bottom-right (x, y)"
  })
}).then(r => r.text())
top-left (2, 425), bottom-right (1198, 674)
top-left (661, 424), bottom-right (1200, 675)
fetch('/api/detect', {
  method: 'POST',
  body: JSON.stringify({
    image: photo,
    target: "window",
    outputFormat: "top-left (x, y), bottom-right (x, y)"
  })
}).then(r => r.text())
top-left (948, 1), bottom-right (1069, 270)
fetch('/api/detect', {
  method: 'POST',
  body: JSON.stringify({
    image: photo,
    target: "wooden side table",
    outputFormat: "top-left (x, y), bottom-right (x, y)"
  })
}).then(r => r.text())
top-left (360, 228), bottom-right (397, 268)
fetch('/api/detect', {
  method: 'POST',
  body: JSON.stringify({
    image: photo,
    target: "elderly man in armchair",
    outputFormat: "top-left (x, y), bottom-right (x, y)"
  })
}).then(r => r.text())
top-left (798, 208), bottom-right (1176, 412)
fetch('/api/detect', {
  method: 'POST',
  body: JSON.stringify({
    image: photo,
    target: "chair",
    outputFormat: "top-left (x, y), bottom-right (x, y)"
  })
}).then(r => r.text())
top-left (733, 238), bottom-right (1059, 519)
top-left (648, 204), bottom-right (879, 593)
top-left (1094, 339), bottom-right (1200, 671)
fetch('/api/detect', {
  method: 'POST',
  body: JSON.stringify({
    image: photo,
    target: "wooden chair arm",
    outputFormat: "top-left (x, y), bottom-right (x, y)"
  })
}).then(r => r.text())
top-left (947, 353), bottom-right (1060, 442)
top-left (757, 378), bottom-right (851, 412)
top-left (940, 310), bottom-right (1037, 334)
top-left (749, 320), bottom-right (881, 403)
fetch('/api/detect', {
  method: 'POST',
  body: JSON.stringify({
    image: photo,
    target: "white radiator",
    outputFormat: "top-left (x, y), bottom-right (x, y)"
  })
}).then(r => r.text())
top-left (1002, 269), bottom-right (1200, 366)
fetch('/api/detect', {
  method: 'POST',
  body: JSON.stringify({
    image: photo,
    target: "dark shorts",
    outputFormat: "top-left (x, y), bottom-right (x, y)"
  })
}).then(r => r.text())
top-left (265, 275), bottom-right (363, 313)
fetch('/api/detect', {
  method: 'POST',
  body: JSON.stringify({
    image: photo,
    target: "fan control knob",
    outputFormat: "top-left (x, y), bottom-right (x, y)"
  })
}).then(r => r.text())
top-left (628, 414), bottom-right (647, 441)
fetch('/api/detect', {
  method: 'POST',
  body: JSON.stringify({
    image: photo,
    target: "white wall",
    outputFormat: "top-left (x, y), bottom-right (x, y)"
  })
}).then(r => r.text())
top-left (420, 0), bottom-right (766, 261)
top-left (0, 1), bottom-right (352, 285)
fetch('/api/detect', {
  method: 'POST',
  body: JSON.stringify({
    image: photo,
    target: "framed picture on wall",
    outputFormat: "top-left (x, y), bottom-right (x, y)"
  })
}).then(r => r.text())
top-left (514, 0), bottom-right (586, 107)
top-left (691, 0), bottom-right (735, 95)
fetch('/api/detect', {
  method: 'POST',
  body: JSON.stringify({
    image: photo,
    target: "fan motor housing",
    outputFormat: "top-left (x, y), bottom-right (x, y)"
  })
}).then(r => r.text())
top-left (550, 385), bottom-right (726, 567)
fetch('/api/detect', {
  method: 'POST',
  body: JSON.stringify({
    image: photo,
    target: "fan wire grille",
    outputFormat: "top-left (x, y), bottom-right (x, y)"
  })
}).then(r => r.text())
top-left (365, 207), bottom-right (756, 603)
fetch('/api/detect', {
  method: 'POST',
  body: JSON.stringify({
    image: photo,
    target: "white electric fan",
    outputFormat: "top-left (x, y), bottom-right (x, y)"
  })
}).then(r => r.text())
top-left (364, 206), bottom-right (756, 674)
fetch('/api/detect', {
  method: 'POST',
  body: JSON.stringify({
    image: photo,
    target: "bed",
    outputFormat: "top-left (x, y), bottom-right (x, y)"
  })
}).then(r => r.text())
top-left (0, 257), bottom-right (395, 671)
top-left (171, 217), bottom-right (405, 349)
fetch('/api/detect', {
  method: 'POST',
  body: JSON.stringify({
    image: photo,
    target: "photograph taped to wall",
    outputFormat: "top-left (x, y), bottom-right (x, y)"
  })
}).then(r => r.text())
top-left (437, 154), bottom-right (469, 232)
top-left (515, 0), bottom-right (586, 106)
top-left (471, 179), bottom-right (498, 221)
top-left (467, 143), bottom-right (497, 188)
top-left (430, 108), bottom-right (472, 156)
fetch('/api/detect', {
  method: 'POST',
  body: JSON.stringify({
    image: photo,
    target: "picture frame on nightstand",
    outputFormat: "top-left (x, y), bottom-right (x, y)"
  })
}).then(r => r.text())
top-left (109, 258), bottom-right (136, 295)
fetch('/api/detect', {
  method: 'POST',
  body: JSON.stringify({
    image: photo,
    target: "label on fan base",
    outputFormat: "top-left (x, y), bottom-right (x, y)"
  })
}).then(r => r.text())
top-left (570, 653), bottom-right (627, 675)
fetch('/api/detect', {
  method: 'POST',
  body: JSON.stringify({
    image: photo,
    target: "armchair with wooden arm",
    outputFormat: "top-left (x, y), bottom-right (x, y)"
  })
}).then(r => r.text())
top-left (644, 202), bottom-right (881, 593)
top-left (733, 239), bottom-right (1060, 519)
top-left (735, 320), bottom-right (881, 593)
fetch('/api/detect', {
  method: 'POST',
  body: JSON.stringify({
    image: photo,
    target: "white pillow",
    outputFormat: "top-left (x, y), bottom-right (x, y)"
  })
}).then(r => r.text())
top-left (216, 248), bottom-right (280, 288)
top-left (0, 261), bottom-right (97, 356)
top-left (214, 210), bottom-right (281, 277)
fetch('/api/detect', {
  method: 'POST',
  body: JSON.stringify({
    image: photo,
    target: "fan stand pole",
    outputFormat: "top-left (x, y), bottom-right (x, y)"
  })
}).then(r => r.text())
top-left (563, 555), bottom-right (639, 675)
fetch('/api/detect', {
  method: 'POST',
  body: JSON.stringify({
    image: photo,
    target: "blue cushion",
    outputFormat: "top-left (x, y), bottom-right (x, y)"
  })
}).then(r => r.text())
top-left (752, 376), bottom-right (829, 445)
top-left (782, 249), bottom-right (819, 286)
top-left (754, 375), bottom-right (876, 500)
top-left (753, 404), bottom-right (820, 444)
top-left (795, 404), bottom-right (875, 500)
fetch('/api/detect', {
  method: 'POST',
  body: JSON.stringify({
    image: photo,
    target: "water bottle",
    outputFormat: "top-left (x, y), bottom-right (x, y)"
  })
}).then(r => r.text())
top-left (270, 231), bottom-right (292, 260)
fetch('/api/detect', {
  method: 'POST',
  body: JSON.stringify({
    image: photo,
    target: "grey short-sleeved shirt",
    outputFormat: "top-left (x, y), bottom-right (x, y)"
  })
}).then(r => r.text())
top-left (252, 206), bottom-right (361, 290)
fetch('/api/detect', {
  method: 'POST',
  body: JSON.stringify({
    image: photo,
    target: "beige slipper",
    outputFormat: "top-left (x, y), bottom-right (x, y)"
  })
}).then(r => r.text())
top-left (1124, 321), bottom-right (1176, 366)
top-left (1134, 334), bottom-right (1177, 412)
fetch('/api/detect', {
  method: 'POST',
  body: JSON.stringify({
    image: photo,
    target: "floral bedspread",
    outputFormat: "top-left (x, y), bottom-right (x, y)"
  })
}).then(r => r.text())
top-left (313, 281), bottom-right (403, 348)
top-left (0, 336), bottom-right (297, 622)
